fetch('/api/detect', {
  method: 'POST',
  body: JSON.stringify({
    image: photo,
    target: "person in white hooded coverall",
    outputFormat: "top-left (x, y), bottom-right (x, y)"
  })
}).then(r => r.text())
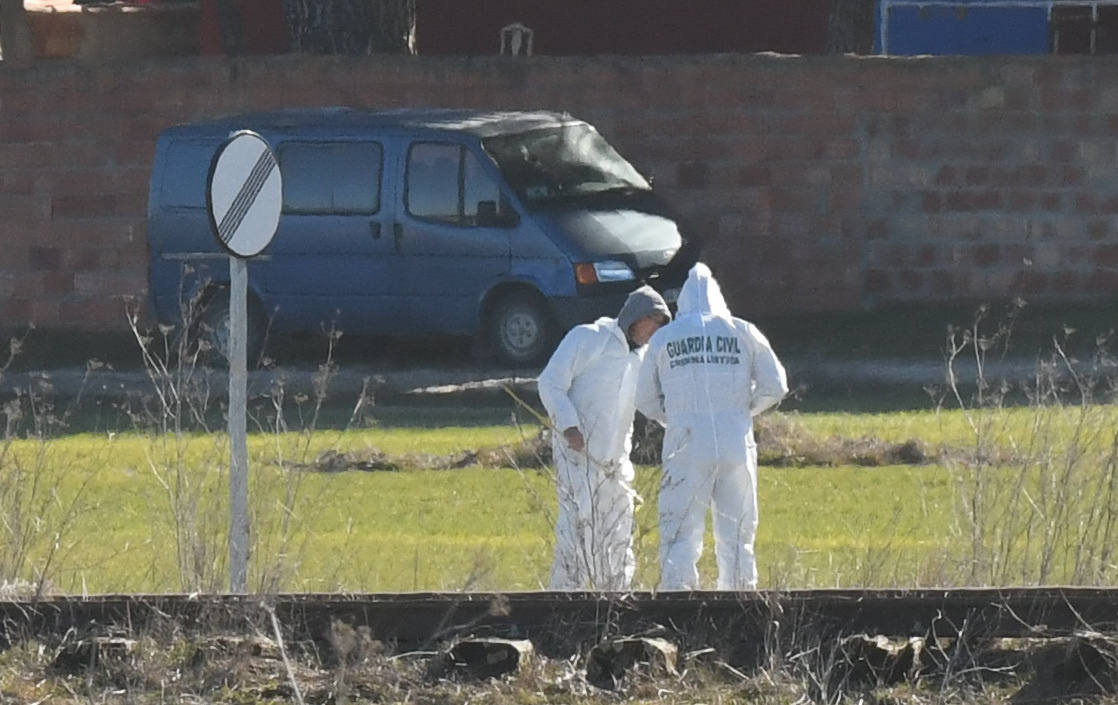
top-left (538, 285), bottom-right (671, 591)
top-left (636, 263), bottom-right (788, 590)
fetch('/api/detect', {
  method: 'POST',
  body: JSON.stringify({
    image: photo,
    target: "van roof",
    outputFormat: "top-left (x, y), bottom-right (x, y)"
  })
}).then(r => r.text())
top-left (168, 108), bottom-right (586, 139)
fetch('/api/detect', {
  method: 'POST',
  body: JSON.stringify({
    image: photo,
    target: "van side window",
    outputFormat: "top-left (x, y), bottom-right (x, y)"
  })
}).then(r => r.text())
top-left (280, 142), bottom-right (382, 215)
top-left (407, 142), bottom-right (506, 226)
top-left (463, 149), bottom-right (502, 221)
top-left (162, 140), bottom-right (221, 209)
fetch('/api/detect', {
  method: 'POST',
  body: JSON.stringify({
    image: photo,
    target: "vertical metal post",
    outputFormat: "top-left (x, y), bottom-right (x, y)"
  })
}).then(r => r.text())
top-left (879, 0), bottom-right (890, 55)
top-left (1092, 1), bottom-right (1099, 54)
top-left (229, 256), bottom-right (249, 593)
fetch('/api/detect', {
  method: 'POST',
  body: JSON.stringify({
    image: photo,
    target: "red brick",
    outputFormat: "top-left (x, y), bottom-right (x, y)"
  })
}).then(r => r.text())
top-left (1101, 196), bottom-right (1118, 214)
top-left (915, 245), bottom-right (939, 267)
top-left (935, 166), bottom-right (958, 186)
top-left (821, 139), bottom-right (858, 159)
top-left (865, 269), bottom-right (890, 293)
top-left (0, 299), bottom-right (32, 324)
top-left (1050, 271), bottom-right (1081, 295)
top-left (58, 296), bottom-right (131, 329)
top-left (1013, 269), bottom-right (1047, 294)
top-left (52, 195), bottom-right (117, 220)
top-left (0, 167), bottom-right (35, 197)
top-left (971, 245), bottom-right (1001, 267)
top-left (772, 188), bottom-right (818, 213)
top-left (898, 270), bottom-right (923, 293)
top-left (115, 140), bottom-right (160, 168)
top-left (1094, 245), bottom-right (1118, 267)
top-left (945, 191), bottom-right (1001, 212)
top-left (929, 270), bottom-right (955, 296)
top-left (1007, 192), bottom-right (1036, 212)
top-left (39, 271), bottom-right (73, 296)
top-left (1039, 193), bottom-right (1062, 212)
top-left (1004, 244), bottom-right (1034, 265)
top-left (49, 221), bottom-right (138, 248)
top-left (772, 213), bottom-right (810, 239)
top-left (1088, 220), bottom-right (1111, 240)
top-left (829, 187), bottom-right (862, 213)
top-left (978, 141), bottom-right (1011, 161)
top-left (28, 246), bottom-right (61, 271)
top-left (0, 194), bottom-right (49, 220)
top-left (114, 194), bottom-right (148, 218)
top-left (0, 142), bottom-right (59, 168)
top-left (1064, 245), bottom-right (1089, 265)
top-left (866, 219), bottom-right (888, 240)
top-left (40, 168), bottom-right (150, 199)
top-left (1015, 165), bottom-right (1047, 187)
top-left (0, 116), bottom-right (64, 143)
top-left (1040, 87), bottom-right (1067, 111)
top-left (64, 249), bottom-right (102, 272)
top-left (1002, 108), bottom-right (1034, 127)
top-left (1086, 270), bottom-right (1118, 294)
top-left (1061, 166), bottom-right (1086, 187)
top-left (1050, 141), bottom-right (1076, 162)
top-left (28, 298), bottom-right (59, 326)
top-left (894, 139), bottom-right (923, 160)
top-left (965, 167), bottom-right (990, 185)
top-left (1037, 115), bottom-right (1064, 131)
top-left (738, 165), bottom-right (769, 187)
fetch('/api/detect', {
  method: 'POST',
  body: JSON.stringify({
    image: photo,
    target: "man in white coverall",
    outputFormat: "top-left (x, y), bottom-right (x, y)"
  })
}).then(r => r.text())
top-left (538, 285), bottom-right (672, 590)
top-left (636, 263), bottom-right (788, 590)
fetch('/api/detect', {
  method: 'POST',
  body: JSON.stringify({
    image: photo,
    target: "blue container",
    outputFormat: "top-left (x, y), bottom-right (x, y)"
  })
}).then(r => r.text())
top-left (877, 0), bottom-right (1051, 54)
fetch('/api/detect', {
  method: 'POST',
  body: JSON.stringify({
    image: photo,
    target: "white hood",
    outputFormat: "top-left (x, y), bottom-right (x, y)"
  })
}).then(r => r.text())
top-left (676, 262), bottom-right (731, 318)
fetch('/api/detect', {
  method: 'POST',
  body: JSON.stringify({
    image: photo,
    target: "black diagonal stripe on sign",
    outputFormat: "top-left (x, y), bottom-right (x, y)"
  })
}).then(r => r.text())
top-left (217, 148), bottom-right (277, 245)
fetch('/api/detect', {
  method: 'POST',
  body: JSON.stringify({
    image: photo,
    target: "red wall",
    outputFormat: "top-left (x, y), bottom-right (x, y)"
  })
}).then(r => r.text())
top-left (193, 0), bottom-right (832, 57)
top-left (198, 0), bottom-right (289, 55)
top-left (2, 53), bottom-right (1118, 331)
top-left (416, 0), bottom-right (830, 55)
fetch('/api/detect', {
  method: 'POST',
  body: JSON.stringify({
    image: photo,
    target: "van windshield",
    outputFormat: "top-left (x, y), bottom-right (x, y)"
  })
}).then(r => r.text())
top-left (482, 124), bottom-right (651, 205)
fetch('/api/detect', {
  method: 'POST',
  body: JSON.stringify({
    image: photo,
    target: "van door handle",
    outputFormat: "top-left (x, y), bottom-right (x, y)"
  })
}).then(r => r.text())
top-left (370, 222), bottom-right (382, 239)
top-left (393, 222), bottom-right (403, 250)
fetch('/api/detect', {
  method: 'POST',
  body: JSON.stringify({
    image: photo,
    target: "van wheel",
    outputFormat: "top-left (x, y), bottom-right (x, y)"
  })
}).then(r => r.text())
top-left (488, 293), bottom-right (555, 367)
top-left (196, 292), bottom-right (266, 368)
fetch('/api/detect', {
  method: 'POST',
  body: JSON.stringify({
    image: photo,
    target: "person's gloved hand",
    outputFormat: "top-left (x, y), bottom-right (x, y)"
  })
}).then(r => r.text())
top-left (562, 426), bottom-right (585, 452)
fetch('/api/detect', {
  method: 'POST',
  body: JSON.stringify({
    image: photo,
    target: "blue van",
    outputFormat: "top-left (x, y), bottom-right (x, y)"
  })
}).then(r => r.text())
top-left (147, 108), bottom-right (697, 365)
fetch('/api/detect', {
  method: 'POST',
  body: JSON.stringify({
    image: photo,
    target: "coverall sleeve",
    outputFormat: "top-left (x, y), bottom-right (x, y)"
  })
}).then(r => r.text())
top-left (536, 327), bottom-right (589, 433)
top-left (743, 321), bottom-right (788, 416)
top-left (635, 342), bottom-right (667, 426)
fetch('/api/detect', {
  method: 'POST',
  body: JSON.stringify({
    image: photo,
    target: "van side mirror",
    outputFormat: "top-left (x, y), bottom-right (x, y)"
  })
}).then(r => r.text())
top-left (477, 200), bottom-right (519, 228)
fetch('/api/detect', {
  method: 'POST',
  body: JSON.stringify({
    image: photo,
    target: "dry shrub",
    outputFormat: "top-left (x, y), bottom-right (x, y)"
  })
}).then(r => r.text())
top-left (297, 430), bottom-right (554, 473)
top-left (942, 303), bottom-right (1118, 586)
top-left (298, 415), bottom-right (936, 473)
top-left (758, 414), bottom-right (931, 467)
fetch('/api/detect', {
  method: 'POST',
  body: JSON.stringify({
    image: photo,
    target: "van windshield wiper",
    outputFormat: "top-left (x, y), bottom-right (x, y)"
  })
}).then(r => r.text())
top-left (576, 184), bottom-right (651, 197)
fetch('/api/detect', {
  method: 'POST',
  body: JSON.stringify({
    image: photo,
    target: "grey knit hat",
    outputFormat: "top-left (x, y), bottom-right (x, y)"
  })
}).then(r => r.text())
top-left (616, 285), bottom-right (671, 339)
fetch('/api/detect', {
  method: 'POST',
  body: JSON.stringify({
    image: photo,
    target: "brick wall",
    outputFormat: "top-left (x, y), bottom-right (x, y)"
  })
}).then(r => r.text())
top-left (2, 53), bottom-right (1117, 331)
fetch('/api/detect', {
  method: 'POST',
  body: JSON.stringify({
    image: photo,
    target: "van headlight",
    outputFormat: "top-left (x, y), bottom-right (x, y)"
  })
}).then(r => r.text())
top-left (575, 260), bottom-right (635, 284)
top-left (595, 261), bottom-right (635, 281)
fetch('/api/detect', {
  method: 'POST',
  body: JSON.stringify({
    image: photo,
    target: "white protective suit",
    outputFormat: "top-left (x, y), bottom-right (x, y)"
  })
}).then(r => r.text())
top-left (537, 318), bottom-right (645, 590)
top-left (636, 264), bottom-right (788, 590)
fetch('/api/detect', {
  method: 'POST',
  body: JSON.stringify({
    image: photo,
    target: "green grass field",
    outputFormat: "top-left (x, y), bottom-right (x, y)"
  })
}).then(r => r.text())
top-left (3, 401), bottom-right (1115, 595)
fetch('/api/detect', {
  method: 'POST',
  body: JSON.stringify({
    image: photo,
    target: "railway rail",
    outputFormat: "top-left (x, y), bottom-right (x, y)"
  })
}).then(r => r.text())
top-left (2, 588), bottom-right (1116, 650)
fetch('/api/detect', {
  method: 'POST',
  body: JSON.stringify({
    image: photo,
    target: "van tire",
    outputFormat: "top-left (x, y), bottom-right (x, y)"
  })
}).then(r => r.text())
top-left (196, 291), bottom-right (266, 368)
top-left (488, 293), bottom-right (555, 367)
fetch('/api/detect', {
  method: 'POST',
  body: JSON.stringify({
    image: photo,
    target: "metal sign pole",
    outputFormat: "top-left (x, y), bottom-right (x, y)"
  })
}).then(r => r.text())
top-left (206, 129), bottom-right (281, 595)
top-left (229, 256), bottom-right (249, 593)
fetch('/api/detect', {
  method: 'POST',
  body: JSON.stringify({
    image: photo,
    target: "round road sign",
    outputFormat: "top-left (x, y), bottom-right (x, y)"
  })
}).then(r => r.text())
top-left (207, 130), bottom-right (282, 258)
